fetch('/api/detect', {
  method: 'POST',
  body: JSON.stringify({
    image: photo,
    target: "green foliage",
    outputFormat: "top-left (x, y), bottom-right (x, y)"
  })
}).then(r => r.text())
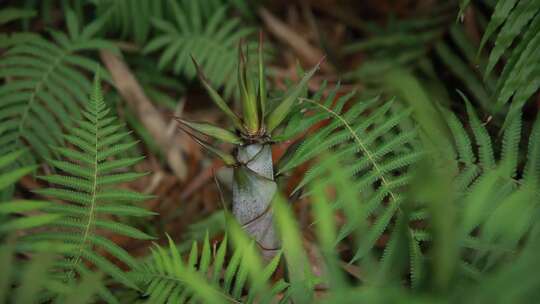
top-left (1, 1), bottom-right (540, 303)
top-left (480, 0), bottom-right (540, 113)
top-left (92, 0), bottom-right (249, 45)
top-left (183, 39), bottom-right (317, 170)
top-left (0, 9), bottom-right (115, 162)
top-left (0, 149), bottom-right (34, 193)
top-left (92, 0), bottom-right (167, 45)
top-left (273, 143), bottom-right (540, 302)
top-left (279, 86), bottom-right (421, 255)
top-left (443, 98), bottom-right (540, 271)
top-left (272, 194), bottom-right (315, 303)
top-left (22, 75), bottom-right (155, 302)
top-left (0, 241), bottom-right (102, 304)
top-left (0, 150), bottom-right (61, 239)
top-left (0, 7), bottom-right (36, 25)
top-left (433, 24), bottom-right (495, 112)
top-left (144, 0), bottom-right (256, 98)
top-left (137, 232), bottom-right (286, 304)
top-left (0, 149), bottom-right (100, 303)
top-left (273, 84), bottom-right (425, 287)
top-left (344, 3), bottom-right (501, 117)
top-left (343, 5), bottom-right (452, 82)
top-left (348, 0), bottom-right (540, 117)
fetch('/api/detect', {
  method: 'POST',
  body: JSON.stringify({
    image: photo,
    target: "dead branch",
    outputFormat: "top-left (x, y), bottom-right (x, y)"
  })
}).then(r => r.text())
top-left (100, 50), bottom-right (188, 181)
top-left (259, 7), bottom-right (333, 73)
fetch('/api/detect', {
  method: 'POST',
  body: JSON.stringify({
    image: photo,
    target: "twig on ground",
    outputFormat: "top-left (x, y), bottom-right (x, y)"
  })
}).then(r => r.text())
top-left (259, 8), bottom-right (333, 73)
top-left (100, 50), bottom-right (188, 181)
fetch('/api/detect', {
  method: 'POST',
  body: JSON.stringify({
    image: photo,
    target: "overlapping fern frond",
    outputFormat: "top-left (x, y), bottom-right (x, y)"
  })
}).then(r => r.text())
top-left (443, 96), bottom-right (540, 272)
top-left (144, 0), bottom-right (255, 98)
top-left (446, 93), bottom-right (540, 192)
top-left (0, 8), bottom-right (38, 49)
top-left (93, 0), bottom-right (240, 45)
top-left (343, 6), bottom-right (452, 81)
top-left (0, 149), bottom-right (34, 195)
top-left (0, 150), bottom-right (88, 302)
top-left (0, 9), bottom-right (115, 161)
top-left (0, 149), bottom-right (63, 242)
top-left (344, 3), bottom-right (502, 115)
top-left (0, 240), bottom-right (103, 304)
top-left (136, 232), bottom-right (286, 304)
top-left (92, 0), bottom-right (166, 45)
top-left (479, 0), bottom-right (540, 113)
top-left (22, 75), bottom-right (155, 302)
top-left (278, 85), bottom-right (422, 265)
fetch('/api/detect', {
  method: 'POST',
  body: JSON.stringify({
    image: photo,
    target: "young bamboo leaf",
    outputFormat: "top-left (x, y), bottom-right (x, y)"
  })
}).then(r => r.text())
top-left (238, 44), bottom-right (259, 134)
top-left (191, 56), bottom-right (245, 131)
top-left (176, 118), bottom-right (242, 144)
top-left (266, 60), bottom-right (322, 133)
top-left (186, 131), bottom-right (236, 166)
top-left (258, 31), bottom-right (267, 122)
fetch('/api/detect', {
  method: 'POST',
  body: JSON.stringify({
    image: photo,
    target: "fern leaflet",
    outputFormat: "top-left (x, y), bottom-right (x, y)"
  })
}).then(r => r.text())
top-left (25, 74), bottom-right (155, 303)
top-left (136, 233), bottom-right (286, 304)
top-left (0, 9), bottom-right (115, 161)
top-left (144, 0), bottom-right (255, 98)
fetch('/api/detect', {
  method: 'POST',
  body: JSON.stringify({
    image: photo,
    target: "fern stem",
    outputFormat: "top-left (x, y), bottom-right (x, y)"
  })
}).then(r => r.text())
top-left (66, 83), bottom-right (98, 280)
top-left (300, 98), bottom-right (416, 262)
top-left (300, 98), bottom-right (399, 204)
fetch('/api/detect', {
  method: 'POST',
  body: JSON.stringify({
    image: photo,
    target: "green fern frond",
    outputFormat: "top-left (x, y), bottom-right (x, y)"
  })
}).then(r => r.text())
top-left (343, 7), bottom-right (454, 83)
top-left (345, 7), bottom-right (501, 115)
top-left (445, 98), bottom-right (540, 273)
top-left (136, 232), bottom-right (284, 304)
top-left (463, 95), bottom-right (495, 170)
top-left (0, 149), bottom-right (63, 241)
top-left (92, 0), bottom-right (166, 44)
top-left (278, 92), bottom-right (420, 263)
top-left (0, 9), bottom-right (116, 162)
top-left (144, 0), bottom-right (256, 98)
top-left (29, 74), bottom-right (154, 301)
top-left (93, 0), bottom-right (239, 45)
top-left (480, 0), bottom-right (540, 110)
top-left (0, 7), bottom-right (36, 25)
top-left (0, 149), bottom-right (35, 193)
top-left (275, 92), bottom-right (422, 287)
top-left (0, 240), bottom-right (102, 304)
top-left (434, 26), bottom-right (492, 111)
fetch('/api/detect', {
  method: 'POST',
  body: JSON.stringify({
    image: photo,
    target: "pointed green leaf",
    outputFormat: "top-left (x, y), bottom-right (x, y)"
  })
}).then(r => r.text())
top-left (0, 149), bottom-right (26, 169)
top-left (258, 31), bottom-right (267, 122)
top-left (191, 56), bottom-right (245, 131)
top-left (177, 119), bottom-right (242, 144)
top-left (189, 134), bottom-right (236, 166)
top-left (266, 61), bottom-right (321, 133)
top-left (238, 44), bottom-right (259, 134)
top-left (0, 165), bottom-right (35, 191)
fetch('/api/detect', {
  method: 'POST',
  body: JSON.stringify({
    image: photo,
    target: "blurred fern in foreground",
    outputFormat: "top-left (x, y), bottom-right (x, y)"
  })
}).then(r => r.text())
top-left (137, 232), bottom-right (286, 304)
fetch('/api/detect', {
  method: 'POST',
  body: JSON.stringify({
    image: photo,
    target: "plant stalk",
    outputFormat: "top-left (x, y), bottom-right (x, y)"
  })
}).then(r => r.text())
top-left (232, 144), bottom-right (280, 259)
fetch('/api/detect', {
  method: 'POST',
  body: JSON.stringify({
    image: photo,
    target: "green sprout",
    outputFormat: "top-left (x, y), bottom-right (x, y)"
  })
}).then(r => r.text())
top-left (179, 32), bottom-right (320, 258)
